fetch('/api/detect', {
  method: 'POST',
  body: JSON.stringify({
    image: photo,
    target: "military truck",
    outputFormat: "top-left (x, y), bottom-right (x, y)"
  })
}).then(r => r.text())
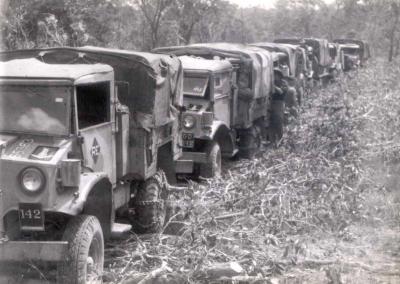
top-left (333, 39), bottom-right (370, 67)
top-left (274, 37), bottom-right (332, 84)
top-left (154, 43), bottom-right (279, 171)
top-left (173, 56), bottom-right (237, 178)
top-left (0, 46), bottom-right (183, 283)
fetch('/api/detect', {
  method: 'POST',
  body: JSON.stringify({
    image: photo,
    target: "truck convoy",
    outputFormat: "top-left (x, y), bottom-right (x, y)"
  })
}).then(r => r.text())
top-left (0, 46), bottom-right (183, 283)
top-left (0, 37), bottom-right (368, 283)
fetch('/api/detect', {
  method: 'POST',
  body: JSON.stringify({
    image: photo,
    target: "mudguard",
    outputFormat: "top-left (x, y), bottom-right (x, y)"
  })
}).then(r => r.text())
top-left (56, 172), bottom-right (110, 216)
top-left (210, 121), bottom-right (228, 139)
top-left (210, 121), bottom-right (236, 157)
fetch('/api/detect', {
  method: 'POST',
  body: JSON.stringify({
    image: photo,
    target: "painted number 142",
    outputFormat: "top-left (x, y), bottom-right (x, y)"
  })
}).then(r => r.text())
top-left (20, 209), bottom-right (41, 219)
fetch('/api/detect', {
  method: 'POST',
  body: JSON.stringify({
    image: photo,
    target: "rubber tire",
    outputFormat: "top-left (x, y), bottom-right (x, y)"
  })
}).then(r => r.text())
top-left (269, 99), bottom-right (285, 143)
top-left (57, 215), bottom-right (104, 284)
top-left (131, 172), bottom-right (167, 234)
top-left (200, 141), bottom-right (222, 178)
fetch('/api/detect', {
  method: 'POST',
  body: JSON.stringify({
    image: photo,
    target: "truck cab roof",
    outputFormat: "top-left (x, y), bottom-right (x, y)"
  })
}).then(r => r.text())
top-left (0, 58), bottom-right (113, 81)
top-left (179, 56), bottom-right (232, 73)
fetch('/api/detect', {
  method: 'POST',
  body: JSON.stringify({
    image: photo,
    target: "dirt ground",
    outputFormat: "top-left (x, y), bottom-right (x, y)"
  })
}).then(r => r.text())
top-left (271, 60), bottom-right (400, 284)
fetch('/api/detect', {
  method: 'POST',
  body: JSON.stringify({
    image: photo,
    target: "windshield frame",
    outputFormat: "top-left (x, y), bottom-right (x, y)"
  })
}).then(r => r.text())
top-left (342, 48), bottom-right (360, 56)
top-left (0, 79), bottom-right (73, 137)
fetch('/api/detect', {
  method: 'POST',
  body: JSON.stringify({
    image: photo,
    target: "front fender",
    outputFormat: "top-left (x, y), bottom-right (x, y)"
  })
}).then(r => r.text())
top-left (210, 120), bottom-right (230, 140)
top-left (56, 172), bottom-right (109, 216)
top-left (210, 121), bottom-right (236, 157)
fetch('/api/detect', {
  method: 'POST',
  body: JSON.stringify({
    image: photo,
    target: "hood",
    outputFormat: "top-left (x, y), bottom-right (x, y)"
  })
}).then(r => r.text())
top-left (0, 134), bottom-right (18, 149)
top-left (0, 134), bottom-right (72, 164)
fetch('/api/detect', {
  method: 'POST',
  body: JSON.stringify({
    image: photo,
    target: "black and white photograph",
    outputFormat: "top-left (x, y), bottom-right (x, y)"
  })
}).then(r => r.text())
top-left (0, 0), bottom-right (399, 283)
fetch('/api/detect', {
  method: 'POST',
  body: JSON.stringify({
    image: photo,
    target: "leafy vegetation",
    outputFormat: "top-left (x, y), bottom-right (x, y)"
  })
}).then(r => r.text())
top-left (1, 0), bottom-right (399, 61)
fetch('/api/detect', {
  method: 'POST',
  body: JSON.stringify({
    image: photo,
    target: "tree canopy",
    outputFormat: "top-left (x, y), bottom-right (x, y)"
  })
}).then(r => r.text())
top-left (1, 0), bottom-right (399, 60)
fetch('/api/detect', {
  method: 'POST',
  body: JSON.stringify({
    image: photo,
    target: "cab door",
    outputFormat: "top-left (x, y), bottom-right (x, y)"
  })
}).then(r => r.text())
top-left (213, 72), bottom-right (231, 126)
top-left (75, 81), bottom-right (116, 184)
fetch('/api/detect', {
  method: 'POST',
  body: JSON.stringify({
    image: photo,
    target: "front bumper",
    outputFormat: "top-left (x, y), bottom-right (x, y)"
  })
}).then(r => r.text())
top-left (175, 152), bottom-right (207, 174)
top-left (0, 239), bottom-right (68, 261)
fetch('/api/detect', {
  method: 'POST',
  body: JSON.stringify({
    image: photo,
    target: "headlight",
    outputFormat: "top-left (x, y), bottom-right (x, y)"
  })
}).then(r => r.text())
top-left (20, 167), bottom-right (45, 194)
top-left (183, 115), bottom-right (196, 129)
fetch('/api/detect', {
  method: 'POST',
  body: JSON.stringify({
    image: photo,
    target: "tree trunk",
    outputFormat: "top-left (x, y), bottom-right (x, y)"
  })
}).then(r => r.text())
top-left (388, 3), bottom-right (399, 62)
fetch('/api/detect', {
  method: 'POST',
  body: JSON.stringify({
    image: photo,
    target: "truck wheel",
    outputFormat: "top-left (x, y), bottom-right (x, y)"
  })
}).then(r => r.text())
top-left (200, 141), bottom-right (222, 178)
top-left (269, 99), bottom-right (284, 143)
top-left (131, 172), bottom-right (167, 234)
top-left (57, 215), bottom-right (104, 284)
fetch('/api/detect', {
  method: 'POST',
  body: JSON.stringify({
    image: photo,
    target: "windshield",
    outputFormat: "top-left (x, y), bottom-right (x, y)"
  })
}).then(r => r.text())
top-left (343, 48), bottom-right (359, 55)
top-left (183, 76), bottom-right (209, 97)
top-left (0, 85), bottom-right (70, 136)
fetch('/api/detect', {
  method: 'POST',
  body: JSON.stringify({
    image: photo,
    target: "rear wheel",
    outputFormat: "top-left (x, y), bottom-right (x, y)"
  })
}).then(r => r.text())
top-left (200, 141), bottom-right (222, 178)
top-left (130, 171), bottom-right (167, 234)
top-left (57, 215), bottom-right (104, 284)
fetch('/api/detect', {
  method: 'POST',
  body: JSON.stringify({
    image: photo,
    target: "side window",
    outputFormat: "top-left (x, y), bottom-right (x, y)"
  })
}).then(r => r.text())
top-left (76, 82), bottom-right (110, 129)
top-left (214, 73), bottom-right (230, 97)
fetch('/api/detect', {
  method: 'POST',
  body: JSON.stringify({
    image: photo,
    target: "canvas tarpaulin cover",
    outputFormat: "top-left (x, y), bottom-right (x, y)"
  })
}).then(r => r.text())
top-left (154, 43), bottom-right (274, 100)
top-left (251, 42), bottom-right (297, 78)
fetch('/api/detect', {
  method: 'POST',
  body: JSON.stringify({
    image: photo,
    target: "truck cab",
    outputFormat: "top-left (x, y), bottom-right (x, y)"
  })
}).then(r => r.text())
top-left (339, 43), bottom-right (361, 71)
top-left (175, 56), bottom-right (237, 178)
top-left (334, 39), bottom-right (371, 67)
top-left (0, 57), bottom-right (118, 282)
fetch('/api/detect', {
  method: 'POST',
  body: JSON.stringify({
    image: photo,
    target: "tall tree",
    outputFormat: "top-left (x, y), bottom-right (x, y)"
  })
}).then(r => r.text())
top-left (388, 2), bottom-right (399, 62)
top-left (136, 0), bottom-right (174, 49)
top-left (171, 0), bottom-right (217, 44)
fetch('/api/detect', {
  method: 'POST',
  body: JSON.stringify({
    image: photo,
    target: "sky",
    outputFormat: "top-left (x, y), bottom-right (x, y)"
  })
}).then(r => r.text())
top-left (228, 0), bottom-right (335, 9)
